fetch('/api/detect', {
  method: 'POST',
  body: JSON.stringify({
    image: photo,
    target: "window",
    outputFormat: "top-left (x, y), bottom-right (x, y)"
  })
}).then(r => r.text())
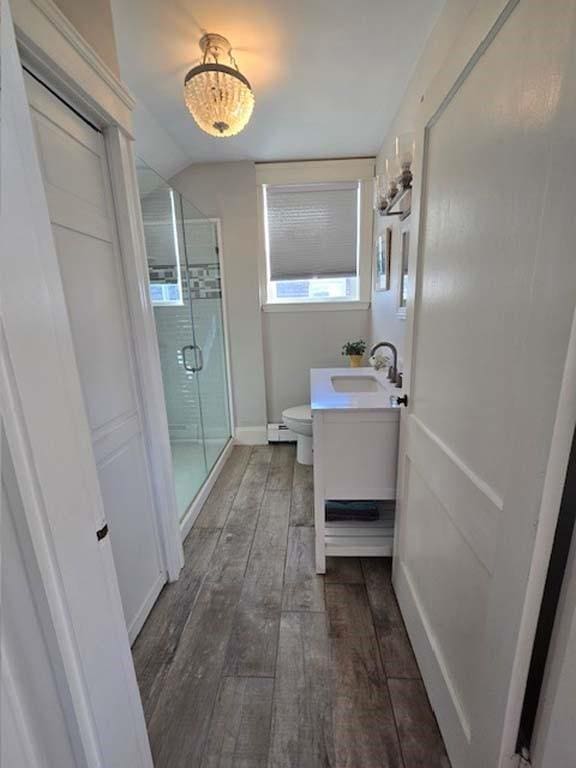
top-left (264, 182), bottom-right (359, 303)
top-left (257, 160), bottom-right (374, 309)
top-left (142, 188), bottom-right (184, 306)
top-left (269, 276), bottom-right (357, 302)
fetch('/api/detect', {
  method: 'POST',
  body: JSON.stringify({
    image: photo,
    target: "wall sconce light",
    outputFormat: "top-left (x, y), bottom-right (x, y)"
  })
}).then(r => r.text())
top-left (395, 133), bottom-right (415, 191)
top-left (373, 174), bottom-right (386, 213)
top-left (373, 158), bottom-right (398, 214)
top-left (374, 133), bottom-right (415, 217)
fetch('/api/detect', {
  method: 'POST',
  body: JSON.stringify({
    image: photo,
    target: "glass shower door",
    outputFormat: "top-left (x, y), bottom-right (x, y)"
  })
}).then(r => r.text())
top-left (137, 159), bottom-right (233, 522)
top-left (138, 162), bottom-right (209, 519)
top-left (180, 199), bottom-right (232, 473)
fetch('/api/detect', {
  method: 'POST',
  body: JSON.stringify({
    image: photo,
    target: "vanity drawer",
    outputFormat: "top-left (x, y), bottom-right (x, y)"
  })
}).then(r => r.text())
top-left (314, 409), bottom-right (399, 500)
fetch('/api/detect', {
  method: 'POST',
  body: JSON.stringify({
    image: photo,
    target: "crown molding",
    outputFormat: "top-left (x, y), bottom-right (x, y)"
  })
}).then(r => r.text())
top-left (30, 0), bottom-right (135, 109)
top-left (12, 0), bottom-right (135, 133)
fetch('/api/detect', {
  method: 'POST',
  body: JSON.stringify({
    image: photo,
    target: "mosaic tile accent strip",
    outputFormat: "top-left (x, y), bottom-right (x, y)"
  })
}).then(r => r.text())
top-left (149, 265), bottom-right (178, 284)
top-left (148, 263), bottom-right (221, 299)
top-left (188, 264), bottom-right (221, 299)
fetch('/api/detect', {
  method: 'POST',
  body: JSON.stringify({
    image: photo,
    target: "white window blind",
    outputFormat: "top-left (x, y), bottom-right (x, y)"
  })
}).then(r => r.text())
top-left (265, 182), bottom-right (359, 281)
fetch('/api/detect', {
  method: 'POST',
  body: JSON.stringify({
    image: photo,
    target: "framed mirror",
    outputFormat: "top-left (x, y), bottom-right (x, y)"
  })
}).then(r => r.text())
top-left (375, 227), bottom-right (392, 291)
top-left (398, 227), bottom-right (409, 318)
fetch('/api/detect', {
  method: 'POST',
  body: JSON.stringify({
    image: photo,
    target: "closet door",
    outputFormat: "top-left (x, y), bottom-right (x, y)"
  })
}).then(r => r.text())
top-left (27, 74), bottom-right (165, 641)
top-left (1, 1), bottom-right (152, 763)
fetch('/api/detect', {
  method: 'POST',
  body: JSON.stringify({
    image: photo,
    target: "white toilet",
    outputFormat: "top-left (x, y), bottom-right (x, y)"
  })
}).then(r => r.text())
top-left (282, 405), bottom-right (313, 465)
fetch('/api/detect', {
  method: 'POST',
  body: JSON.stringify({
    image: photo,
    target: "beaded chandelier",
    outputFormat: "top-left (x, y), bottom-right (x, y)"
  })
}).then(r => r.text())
top-left (184, 33), bottom-right (255, 138)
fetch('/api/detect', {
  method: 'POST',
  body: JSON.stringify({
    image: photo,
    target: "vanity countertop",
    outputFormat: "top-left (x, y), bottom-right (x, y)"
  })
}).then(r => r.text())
top-left (310, 367), bottom-right (403, 412)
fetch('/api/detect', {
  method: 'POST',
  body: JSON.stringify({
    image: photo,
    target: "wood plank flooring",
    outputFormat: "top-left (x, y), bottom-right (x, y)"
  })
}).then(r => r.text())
top-left (132, 444), bottom-right (450, 767)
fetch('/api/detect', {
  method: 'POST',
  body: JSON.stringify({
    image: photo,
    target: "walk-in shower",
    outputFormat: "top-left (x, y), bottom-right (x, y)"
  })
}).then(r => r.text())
top-left (137, 160), bottom-right (232, 521)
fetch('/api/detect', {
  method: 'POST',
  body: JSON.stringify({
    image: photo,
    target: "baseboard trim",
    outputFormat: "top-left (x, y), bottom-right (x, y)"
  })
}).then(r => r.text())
top-left (394, 560), bottom-right (471, 767)
top-left (179, 438), bottom-right (235, 542)
top-left (234, 426), bottom-right (268, 445)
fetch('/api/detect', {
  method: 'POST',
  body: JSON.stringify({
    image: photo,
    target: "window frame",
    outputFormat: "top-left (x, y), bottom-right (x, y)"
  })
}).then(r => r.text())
top-left (397, 222), bottom-right (410, 320)
top-left (256, 159), bottom-right (375, 312)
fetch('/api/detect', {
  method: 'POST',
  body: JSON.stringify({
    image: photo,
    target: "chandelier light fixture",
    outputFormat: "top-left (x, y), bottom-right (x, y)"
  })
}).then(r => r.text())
top-left (184, 33), bottom-right (255, 138)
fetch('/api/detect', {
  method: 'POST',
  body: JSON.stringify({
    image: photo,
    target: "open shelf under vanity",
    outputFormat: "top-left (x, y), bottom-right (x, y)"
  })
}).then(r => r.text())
top-left (324, 500), bottom-right (395, 558)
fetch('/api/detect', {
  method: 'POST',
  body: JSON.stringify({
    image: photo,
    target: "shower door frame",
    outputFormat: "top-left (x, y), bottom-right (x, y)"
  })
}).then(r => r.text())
top-left (178, 217), bottom-right (236, 540)
top-left (198, 218), bottom-right (235, 450)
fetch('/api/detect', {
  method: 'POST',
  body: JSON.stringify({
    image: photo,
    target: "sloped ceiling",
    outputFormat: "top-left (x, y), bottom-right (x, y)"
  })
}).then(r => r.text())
top-left (111, 0), bottom-right (444, 168)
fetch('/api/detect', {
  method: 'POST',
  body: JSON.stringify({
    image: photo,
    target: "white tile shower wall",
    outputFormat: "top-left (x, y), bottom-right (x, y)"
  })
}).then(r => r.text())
top-left (154, 301), bottom-right (202, 441)
top-left (153, 268), bottom-right (230, 441)
top-left (190, 296), bottom-right (230, 439)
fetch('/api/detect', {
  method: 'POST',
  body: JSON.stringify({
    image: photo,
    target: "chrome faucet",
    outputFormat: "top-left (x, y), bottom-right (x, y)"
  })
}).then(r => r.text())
top-left (370, 341), bottom-right (402, 388)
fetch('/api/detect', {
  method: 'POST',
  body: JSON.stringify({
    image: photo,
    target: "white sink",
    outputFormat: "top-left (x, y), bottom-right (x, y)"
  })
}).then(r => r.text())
top-left (311, 367), bottom-right (398, 411)
top-left (330, 375), bottom-right (384, 393)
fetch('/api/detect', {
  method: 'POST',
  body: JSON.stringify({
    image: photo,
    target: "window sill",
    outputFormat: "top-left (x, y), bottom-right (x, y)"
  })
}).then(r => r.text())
top-left (262, 301), bottom-right (370, 313)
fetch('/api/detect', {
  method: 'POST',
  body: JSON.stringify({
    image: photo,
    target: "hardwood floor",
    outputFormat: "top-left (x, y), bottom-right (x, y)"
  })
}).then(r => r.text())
top-left (132, 444), bottom-right (450, 767)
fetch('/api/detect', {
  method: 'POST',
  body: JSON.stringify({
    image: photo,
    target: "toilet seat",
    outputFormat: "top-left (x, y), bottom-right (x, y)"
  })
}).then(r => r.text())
top-left (282, 405), bottom-right (312, 424)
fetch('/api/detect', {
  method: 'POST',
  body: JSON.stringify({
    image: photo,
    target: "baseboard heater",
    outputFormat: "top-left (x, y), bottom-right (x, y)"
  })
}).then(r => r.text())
top-left (267, 423), bottom-right (297, 443)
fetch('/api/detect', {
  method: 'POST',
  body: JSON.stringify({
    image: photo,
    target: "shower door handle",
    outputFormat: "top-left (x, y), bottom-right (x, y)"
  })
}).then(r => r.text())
top-left (182, 344), bottom-right (200, 373)
top-left (195, 345), bottom-right (204, 372)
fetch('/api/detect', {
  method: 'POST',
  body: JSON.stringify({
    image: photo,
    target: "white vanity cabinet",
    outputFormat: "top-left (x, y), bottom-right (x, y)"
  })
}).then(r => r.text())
top-left (311, 368), bottom-right (401, 573)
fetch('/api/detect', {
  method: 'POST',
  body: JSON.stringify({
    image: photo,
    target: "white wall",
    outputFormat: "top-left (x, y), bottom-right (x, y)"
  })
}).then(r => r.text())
top-left (370, 0), bottom-right (477, 364)
top-left (131, 101), bottom-right (190, 180)
top-left (170, 161), bottom-right (268, 437)
top-left (54, 0), bottom-right (120, 76)
top-left (370, 216), bottom-right (407, 366)
top-left (263, 309), bottom-right (370, 422)
top-left (171, 161), bottom-right (373, 428)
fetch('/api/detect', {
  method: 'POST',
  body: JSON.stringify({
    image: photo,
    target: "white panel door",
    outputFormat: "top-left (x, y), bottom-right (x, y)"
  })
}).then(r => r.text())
top-left (1, 433), bottom-right (79, 768)
top-left (27, 74), bottom-right (165, 640)
top-left (394, 1), bottom-right (576, 767)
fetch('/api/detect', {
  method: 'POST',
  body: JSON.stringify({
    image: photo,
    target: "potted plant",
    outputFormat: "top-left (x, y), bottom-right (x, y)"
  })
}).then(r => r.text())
top-left (342, 339), bottom-right (367, 368)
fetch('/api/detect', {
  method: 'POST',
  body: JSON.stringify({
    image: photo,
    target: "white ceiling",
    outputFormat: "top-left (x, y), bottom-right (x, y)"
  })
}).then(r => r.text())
top-left (111, 0), bottom-right (444, 170)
